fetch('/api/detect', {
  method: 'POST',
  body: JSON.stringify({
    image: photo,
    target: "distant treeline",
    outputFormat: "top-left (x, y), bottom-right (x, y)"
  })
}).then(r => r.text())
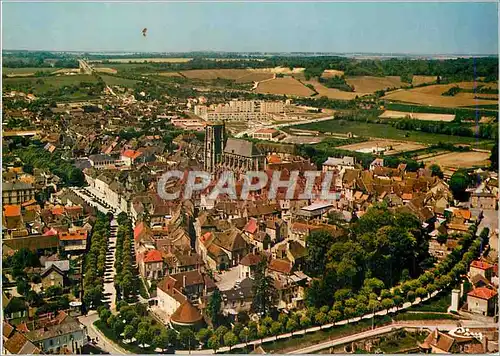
top-left (7, 51), bottom-right (496, 82)
top-left (3, 52), bottom-right (79, 68)
top-left (384, 103), bottom-right (499, 122)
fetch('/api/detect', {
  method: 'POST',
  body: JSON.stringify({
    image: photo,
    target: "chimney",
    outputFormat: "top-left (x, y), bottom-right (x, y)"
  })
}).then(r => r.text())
top-left (482, 336), bottom-right (488, 353)
top-left (183, 275), bottom-right (187, 288)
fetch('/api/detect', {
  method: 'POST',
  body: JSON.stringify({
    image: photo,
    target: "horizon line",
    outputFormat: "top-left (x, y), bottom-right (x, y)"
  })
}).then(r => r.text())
top-left (2, 49), bottom-right (498, 57)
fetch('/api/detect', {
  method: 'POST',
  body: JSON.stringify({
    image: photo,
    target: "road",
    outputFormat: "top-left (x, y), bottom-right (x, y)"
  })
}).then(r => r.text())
top-left (286, 321), bottom-right (493, 354)
top-left (78, 312), bottom-right (129, 354)
top-left (79, 59), bottom-right (94, 75)
top-left (103, 218), bottom-right (118, 311)
top-left (234, 114), bottom-right (334, 138)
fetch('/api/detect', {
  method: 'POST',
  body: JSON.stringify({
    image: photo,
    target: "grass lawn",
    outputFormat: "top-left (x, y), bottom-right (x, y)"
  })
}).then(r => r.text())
top-left (407, 291), bottom-right (451, 312)
top-left (94, 320), bottom-right (155, 354)
top-left (100, 74), bottom-right (139, 88)
top-left (232, 316), bottom-right (392, 354)
top-left (377, 330), bottom-right (427, 353)
top-left (393, 312), bottom-right (458, 321)
top-left (289, 119), bottom-right (494, 148)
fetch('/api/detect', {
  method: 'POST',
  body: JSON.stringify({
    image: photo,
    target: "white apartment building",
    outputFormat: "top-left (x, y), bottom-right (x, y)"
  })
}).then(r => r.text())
top-left (194, 100), bottom-right (285, 122)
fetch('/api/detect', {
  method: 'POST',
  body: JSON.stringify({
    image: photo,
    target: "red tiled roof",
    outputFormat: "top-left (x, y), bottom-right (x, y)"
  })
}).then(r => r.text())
top-left (134, 222), bottom-right (145, 241)
top-left (122, 149), bottom-right (142, 159)
top-left (243, 218), bottom-right (258, 234)
top-left (59, 230), bottom-right (87, 241)
top-left (51, 206), bottom-right (65, 216)
top-left (143, 249), bottom-right (163, 263)
top-left (267, 155), bottom-right (282, 164)
top-left (268, 259), bottom-right (292, 275)
top-left (468, 287), bottom-right (498, 300)
top-left (240, 253), bottom-right (262, 266)
top-left (170, 300), bottom-right (202, 324)
top-left (470, 260), bottom-right (494, 270)
top-left (454, 209), bottom-right (472, 220)
top-left (4, 205), bottom-right (21, 217)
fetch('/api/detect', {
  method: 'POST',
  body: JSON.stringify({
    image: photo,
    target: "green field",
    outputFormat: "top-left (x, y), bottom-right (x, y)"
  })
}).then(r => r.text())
top-left (288, 119), bottom-right (494, 148)
top-left (3, 74), bottom-right (98, 94)
top-left (100, 74), bottom-right (139, 87)
top-left (3, 67), bottom-right (60, 75)
top-left (94, 62), bottom-right (156, 72)
top-left (407, 291), bottom-right (451, 312)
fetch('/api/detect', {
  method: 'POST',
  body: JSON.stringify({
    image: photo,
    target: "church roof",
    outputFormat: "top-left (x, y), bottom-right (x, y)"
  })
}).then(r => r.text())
top-left (224, 138), bottom-right (262, 158)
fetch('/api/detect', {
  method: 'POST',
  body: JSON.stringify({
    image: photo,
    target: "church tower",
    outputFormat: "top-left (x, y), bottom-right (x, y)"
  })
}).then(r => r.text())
top-left (204, 122), bottom-right (226, 173)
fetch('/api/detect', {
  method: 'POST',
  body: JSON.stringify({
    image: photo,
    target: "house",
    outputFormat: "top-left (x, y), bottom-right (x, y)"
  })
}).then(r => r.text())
top-left (25, 311), bottom-right (88, 354)
top-left (203, 228), bottom-right (249, 268)
top-left (156, 270), bottom-right (216, 317)
top-left (121, 149), bottom-right (143, 166)
top-left (467, 287), bottom-right (498, 316)
top-left (59, 228), bottom-right (88, 253)
top-left (370, 158), bottom-right (384, 171)
top-left (3, 204), bottom-right (23, 230)
top-left (41, 264), bottom-right (66, 289)
top-left (220, 278), bottom-right (254, 317)
top-left (3, 329), bottom-right (40, 354)
top-left (239, 253), bottom-right (263, 279)
top-left (418, 329), bottom-right (456, 353)
top-left (322, 156), bottom-right (355, 172)
top-left (469, 260), bottom-right (494, 282)
top-left (252, 128), bottom-right (281, 142)
top-left (295, 202), bottom-right (333, 221)
top-left (2, 181), bottom-right (36, 205)
top-left (470, 191), bottom-right (496, 210)
top-left (88, 154), bottom-right (118, 169)
top-left (138, 249), bottom-right (164, 280)
top-left (3, 294), bottom-right (28, 323)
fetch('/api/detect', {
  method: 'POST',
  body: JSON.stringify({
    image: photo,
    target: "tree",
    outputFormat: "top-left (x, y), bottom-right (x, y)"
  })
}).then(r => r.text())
top-left (136, 324), bottom-right (153, 347)
top-left (179, 329), bottom-right (196, 351)
top-left (166, 328), bottom-right (178, 348)
top-left (381, 298), bottom-right (395, 311)
top-left (300, 315), bottom-right (312, 329)
top-left (16, 278), bottom-right (31, 296)
top-left (123, 325), bottom-right (136, 340)
top-left (430, 164), bottom-right (444, 179)
top-left (437, 233), bottom-right (448, 245)
top-left (239, 328), bottom-right (250, 346)
top-left (490, 142), bottom-right (498, 170)
top-left (393, 295), bottom-right (404, 310)
top-left (223, 331), bottom-right (238, 351)
top-left (270, 321), bottom-right (282, 340)
top-left (286, 318), bottom-right (298, 335)
top-left (344, 307), bottom-right (356, 319)
top-left (328, 309), bottom-right (342, 324)
top-left (449, 170), bottom-right (470, 201)
top-left (206, 289), bottom-right (222, 326)
top-left (368, 299), bottom-right (380, 313)
top-left (416, 287), bottom-right (427, 300)
top-left (196, 328), bottom-right (213, 348)
top-left (99, 308), bottom-right (111, 323)
top-left (153, 329), bottom-right (170, 352)
top-left (215, 325), bottom-right (228, 342)
top-left (305, 230), bottom-right (335, 276)
top-left (258, 324), bottom-right (269, 341)
top-left (208, 335), bottom-right (220, 353)
top-left (406, 290), bottom-right (416, 303)
top-left (315, 311), bottom-right (328, 327)
top-left (426, 283), bottom-right (437, 298)
top-left (356, 303), bottom-right (368, 316)
top-left (251, 258), bottom-right (277, 316)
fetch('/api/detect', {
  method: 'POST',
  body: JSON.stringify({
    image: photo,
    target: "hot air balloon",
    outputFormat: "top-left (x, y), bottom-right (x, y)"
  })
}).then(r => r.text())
top-left (142, 28), bottom-right (147, 37)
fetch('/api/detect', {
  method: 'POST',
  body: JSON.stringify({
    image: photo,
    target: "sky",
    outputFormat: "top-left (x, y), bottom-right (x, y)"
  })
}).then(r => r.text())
top-left (2, 2), bottom-right (498, 55)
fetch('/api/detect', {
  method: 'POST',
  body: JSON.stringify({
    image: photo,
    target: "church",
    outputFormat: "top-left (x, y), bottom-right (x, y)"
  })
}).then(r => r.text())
top-left (204, 123), bottom-right (266, 174)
